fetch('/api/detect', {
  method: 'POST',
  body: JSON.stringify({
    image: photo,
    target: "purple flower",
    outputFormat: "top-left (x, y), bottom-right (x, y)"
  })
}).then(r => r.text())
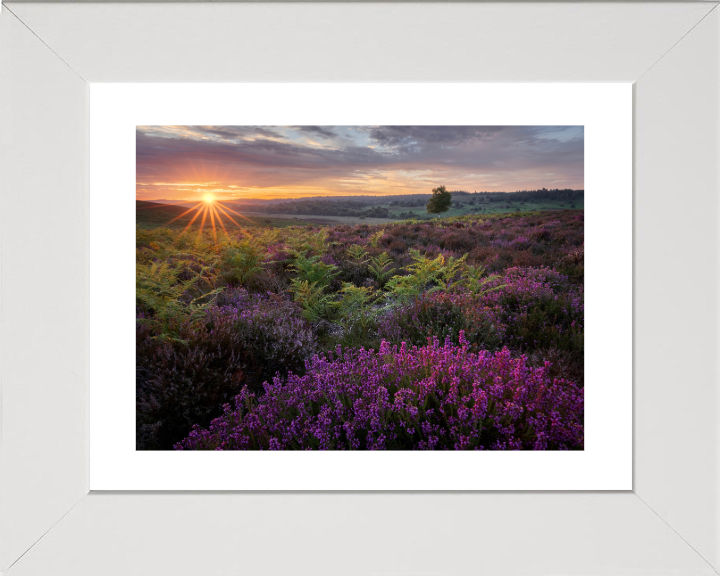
top-left (175, 335), bottom-right (583, 451)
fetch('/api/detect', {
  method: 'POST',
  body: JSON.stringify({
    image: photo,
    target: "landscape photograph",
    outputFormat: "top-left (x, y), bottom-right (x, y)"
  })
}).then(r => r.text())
top-left (136, 125), bottom-right (585, 451)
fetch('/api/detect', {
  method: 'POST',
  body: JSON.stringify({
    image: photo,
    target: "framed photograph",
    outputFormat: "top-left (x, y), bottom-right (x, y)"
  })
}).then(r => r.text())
top-left (90, 83), bottom-right (630, 491)
top-left (1, 2), bottom-right (718, 575)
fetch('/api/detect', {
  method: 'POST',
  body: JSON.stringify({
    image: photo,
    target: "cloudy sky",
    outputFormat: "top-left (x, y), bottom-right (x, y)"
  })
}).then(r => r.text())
top-left (136, 125), bottom-right (584, 201)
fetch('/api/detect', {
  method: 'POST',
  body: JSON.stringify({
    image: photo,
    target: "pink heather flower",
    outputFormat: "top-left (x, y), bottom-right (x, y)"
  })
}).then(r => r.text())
top-left (175, 337), bottom-right (583, 451)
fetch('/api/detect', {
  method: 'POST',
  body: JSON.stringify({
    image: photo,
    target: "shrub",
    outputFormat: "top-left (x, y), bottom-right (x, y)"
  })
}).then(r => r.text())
top-left (385, 249), bottom-right (467, 299)
top-left (441, 232), bottom-right (474, 252)
top-left (368, 252), bottom-right (394, 287)
top-left (557, 245), bottom-right (584, 283)
top-left (219, 239), bottom-right (265, 287)
top-left (136, 317), bottom-right (246, 450)
top-left (377, 292), bottom-right (504, 353)
top-left (210, 289), bottom-right (316, 378)
top-left (386, 239), bottom-right (409, 254)
top-left (290, 252), bottom-right (339, 288)
top-left (328, 283), bottom-right (382, 349)
top-left (136, 290), bottom-right (315, 449)
top-left (176, 334), bottom-right (584, 451)
top-left (531, 228), bottom-right (552, 243)
top-left (136, 260), bottom-right (222, 339)
top-left (290, 279), bottom-right (335, 322)
top-left (481, 267), bottom-right (584, 372)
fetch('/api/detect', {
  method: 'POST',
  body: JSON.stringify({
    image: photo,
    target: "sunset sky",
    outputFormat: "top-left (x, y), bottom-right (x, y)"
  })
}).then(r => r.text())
top-left (136, 125), bottom-right (584, 202)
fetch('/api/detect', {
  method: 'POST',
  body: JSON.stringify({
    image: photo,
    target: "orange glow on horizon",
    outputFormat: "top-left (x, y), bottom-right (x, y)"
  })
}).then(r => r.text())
top-left (140, 189), bottom-right (433, 202)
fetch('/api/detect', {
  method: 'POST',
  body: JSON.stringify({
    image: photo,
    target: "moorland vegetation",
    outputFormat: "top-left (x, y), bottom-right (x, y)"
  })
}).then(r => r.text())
top-left (136, 208), bottom-right (584, 451)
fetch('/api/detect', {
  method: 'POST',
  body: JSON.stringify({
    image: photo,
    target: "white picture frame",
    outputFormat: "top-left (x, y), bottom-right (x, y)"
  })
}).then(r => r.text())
top-left (1, 2), bottom-right (718, 575)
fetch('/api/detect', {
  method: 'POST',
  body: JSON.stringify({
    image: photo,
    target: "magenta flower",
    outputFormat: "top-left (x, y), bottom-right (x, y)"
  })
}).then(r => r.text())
top-left (176, 332), bottom-right (583, 451)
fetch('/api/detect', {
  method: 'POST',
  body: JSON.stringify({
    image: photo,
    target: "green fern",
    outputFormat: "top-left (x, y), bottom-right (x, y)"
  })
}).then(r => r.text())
top-left (368, 229), bottom-right (385, 248)
top-left (435, 253), bottom-right (468, 291)
top-left (290, 253), bottom-right (339, 288)
top-left (368, 252), bottom-right (394, 287)
top-left (346, 244), bottom-right (370, 265)
top-left (286, 228), bottom-right (329, 256)
top-left (136, 260), bottom-right (223, 340)
top-left (290, 279), bottom-right (334, 322)
top-left (456, 264), bottom-right (506, 297)
top-left (332, 283), bottom-right (379, 341)
top-left (220, 238), bottom-right (265, 286)
top-left (385, 250), bottom-right (472, 299)
top-left (386, 250), bottom-right (443, 299)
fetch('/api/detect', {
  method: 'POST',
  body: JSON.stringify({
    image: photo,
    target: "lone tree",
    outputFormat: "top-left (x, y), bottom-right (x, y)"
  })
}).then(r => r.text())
top-left (426, 185), bottom-right (452, 214)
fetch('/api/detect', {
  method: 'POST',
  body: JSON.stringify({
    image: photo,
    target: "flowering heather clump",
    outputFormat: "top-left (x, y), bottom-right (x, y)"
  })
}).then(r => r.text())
top-left (136, 316), bottom-right (245, 451)
top-left (509, 236), bottom-right (531, 250)
top-left (209, 288), bottom-right (316, 376)
top-left (176, 333), bottom-right (583, 451)
top-left (377, 292), bottom-right (505, 353)
top-left (137, 289), bottom-right (316, 450)
top-left (481, 267), bottom-right (584, 374)
top-left (491, 269), bottom-right (583, 328)
top-left (557, 244), bottom-right (584, 282)
top-left (481, 267), bottom-right (581, 311)
top-left (264, 243), bottom-right (293, 265)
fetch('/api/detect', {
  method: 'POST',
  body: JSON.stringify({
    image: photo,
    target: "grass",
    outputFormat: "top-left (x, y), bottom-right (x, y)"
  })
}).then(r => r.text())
top-left (247, 212), bottom-right (396, 226)
top-left (383, 199), bottom-right (585, 220)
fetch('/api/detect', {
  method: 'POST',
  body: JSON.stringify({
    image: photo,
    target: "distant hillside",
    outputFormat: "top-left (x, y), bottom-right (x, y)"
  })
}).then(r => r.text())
top-left (137, 200), bottom-right (189, 224)
top-left (221, 189), bottom-right (583, 219)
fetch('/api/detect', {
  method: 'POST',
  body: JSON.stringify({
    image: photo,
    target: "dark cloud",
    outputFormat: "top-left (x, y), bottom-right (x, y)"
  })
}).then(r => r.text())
top-left (193, 126), bottom-right (284, 140)
top-left (139, 125), bottom-right (284, 141)
top-left (293, 126), bottom-right (338, 140)
top-left (368, 126), bottom-right (506, 147)
top-left (137, 129), bottom-right (386, 174)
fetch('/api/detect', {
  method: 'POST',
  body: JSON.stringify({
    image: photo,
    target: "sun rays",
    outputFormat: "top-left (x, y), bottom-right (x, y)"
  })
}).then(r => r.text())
top-left (167, 200), bottom-right (256, 242)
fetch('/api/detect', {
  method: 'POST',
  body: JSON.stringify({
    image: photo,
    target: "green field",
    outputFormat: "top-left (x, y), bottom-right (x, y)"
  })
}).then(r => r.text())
top-left (376, 198), bottom-right (584, 221)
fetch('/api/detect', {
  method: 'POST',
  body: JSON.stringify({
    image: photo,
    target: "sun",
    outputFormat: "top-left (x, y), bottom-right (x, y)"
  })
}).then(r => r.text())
top-left (158, 193), bottom-right (257, 244)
